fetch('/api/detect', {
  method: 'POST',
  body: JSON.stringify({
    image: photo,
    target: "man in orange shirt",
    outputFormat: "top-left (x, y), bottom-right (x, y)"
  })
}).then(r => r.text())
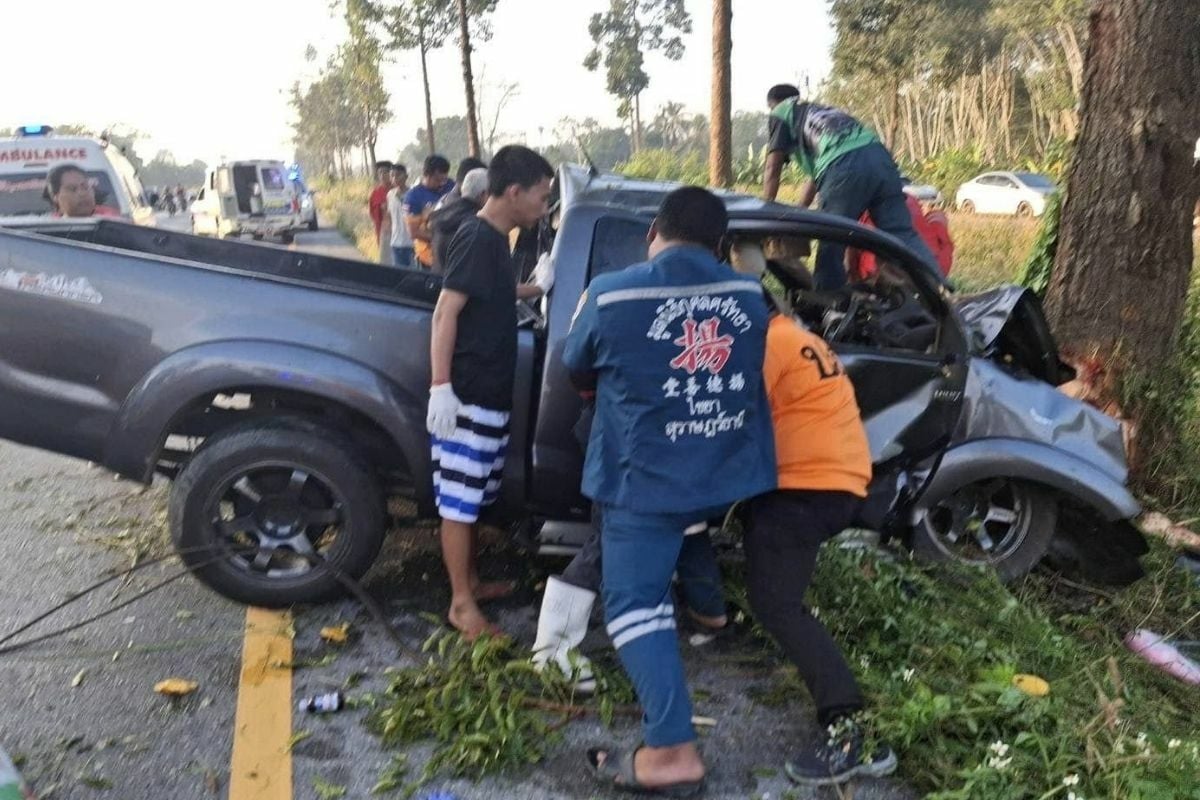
top-left (731, 241), bottom-right (895, 787)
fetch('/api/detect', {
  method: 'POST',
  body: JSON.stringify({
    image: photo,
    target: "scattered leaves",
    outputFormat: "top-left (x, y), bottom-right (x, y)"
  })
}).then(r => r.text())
top-left (319, 622), bottom-right (351, 645)
top-left (285, 730), bottom-right (312, 752)
top-left (154, 678), bottom-right (199, 697)
top-left (312, 776), bottom-right (347, 799)
top-left (79, 775), bottom-right (112, 790)
top-left (369, 754), bottom-right (410, 794)
top-left (1012, 673), bottom-right (1050, 697)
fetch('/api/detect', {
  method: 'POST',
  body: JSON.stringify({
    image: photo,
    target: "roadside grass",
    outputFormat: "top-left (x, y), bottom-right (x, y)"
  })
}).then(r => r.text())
top-left (725, 540), bottom-right (1200, 800)
top-left (312, 177), bottom-right (379, 261)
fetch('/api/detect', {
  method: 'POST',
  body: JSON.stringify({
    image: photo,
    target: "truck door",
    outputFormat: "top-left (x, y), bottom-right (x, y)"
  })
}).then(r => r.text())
top-left (213, 166), bottom-right (238, 219)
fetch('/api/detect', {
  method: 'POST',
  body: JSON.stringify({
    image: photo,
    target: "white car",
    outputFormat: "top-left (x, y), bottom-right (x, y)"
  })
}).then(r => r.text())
top-left (955, 171), bottom-right (1057, 217)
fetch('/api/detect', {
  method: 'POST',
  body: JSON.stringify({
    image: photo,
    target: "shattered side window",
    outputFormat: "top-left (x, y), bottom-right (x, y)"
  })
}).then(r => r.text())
top-left (588, 217), bottom-right (650, 281)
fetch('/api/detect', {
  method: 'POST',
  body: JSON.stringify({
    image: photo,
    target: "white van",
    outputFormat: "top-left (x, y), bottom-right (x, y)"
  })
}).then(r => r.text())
top-left (190, 160), bottom-right (303, 243)
top-left (0, 126), bottom-right (155, 226)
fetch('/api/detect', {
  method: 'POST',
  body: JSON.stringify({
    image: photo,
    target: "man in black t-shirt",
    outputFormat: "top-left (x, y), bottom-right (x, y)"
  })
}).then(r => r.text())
top-left (427, 145), bottom-right (556, 639)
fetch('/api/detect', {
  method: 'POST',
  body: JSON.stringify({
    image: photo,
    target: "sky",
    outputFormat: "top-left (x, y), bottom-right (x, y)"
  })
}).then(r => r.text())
top-left (1, 0), bottom-right (833, 166)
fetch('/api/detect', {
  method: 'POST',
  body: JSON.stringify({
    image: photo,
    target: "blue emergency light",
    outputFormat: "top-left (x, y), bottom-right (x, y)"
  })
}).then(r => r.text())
top-left (17, 125), bottom-right (54, 137)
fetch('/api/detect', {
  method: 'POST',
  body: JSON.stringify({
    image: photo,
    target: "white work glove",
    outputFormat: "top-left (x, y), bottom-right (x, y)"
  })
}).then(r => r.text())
top-left (529, 252), bottom-right (556, 295)
top-left (426, 383), bottom-right (461, 440)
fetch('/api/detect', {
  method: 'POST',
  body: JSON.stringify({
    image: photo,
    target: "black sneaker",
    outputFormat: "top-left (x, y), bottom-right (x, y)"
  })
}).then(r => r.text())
top-left (784, 718), bottom-right (898, 786)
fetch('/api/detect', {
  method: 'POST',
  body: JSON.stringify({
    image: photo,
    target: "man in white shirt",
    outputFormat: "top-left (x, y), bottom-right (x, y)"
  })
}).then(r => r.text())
top-left (383, 164), bottom-right (414, 267)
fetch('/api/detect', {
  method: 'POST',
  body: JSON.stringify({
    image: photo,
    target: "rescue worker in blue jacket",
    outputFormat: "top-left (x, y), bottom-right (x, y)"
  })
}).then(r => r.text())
top-left (564, 187), bottom-right (777, 796)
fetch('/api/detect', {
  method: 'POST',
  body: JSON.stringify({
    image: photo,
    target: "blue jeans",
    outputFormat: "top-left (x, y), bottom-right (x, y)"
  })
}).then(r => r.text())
top-left (601, 504), bottom-right (718, 747)
top-left (392, 246), bottom-right (415, 268)
top-left (815, 143), bottom-right (939, 290)
top-left (560, 510), bottom-right (727, 620)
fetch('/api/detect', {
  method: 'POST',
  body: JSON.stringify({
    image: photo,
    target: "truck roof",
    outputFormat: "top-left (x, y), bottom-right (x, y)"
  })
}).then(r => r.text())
top-left (556, 163), bottom-right (802, 220)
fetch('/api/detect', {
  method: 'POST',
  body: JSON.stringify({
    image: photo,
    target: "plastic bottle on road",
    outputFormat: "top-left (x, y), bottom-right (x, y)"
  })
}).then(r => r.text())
top-left (298, 691), bottom-right (345, 714)
top-left (0, 748), bottom-right (33, 800)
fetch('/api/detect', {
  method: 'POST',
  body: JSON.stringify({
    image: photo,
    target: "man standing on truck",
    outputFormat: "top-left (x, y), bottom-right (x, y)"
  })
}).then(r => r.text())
top-left (405, 155), bottom-right (456, 270)
top-left (762, 84), bottom-right (938, 290)
top-left (369, 160), bottom-right (394, 264)
top-left (564, 187), bottom-right (777, 795)
top-left (426, 145), bottom-right (556, 640)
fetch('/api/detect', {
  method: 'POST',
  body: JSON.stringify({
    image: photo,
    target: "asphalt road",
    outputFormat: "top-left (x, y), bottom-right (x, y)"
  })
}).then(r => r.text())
top-left (0, 216), bottom-right (918, 800)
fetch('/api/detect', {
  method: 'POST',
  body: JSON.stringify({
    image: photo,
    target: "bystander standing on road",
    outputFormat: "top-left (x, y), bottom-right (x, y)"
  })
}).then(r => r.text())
top-left (383, 164), bottom-right (414, 267)
top-left (369, 160), bottom-right (394, 265)
top-left (426, 146), bottom-right (556, 639)
top-left (405, 155), bottom-right (456, 270)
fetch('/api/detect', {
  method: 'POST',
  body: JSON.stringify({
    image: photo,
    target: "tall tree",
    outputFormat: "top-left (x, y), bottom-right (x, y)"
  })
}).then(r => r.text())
top-left (1043, 0), bottom-right (1200, 461)
top-left (385, 0), bottom-right (459, 154)
top-left (343, 0), bottom-right (393, 166)
top-left (456, 0), bottom-right (482, 157)
top-left (583, 0), bottom-right (692, 152)
top-left (709, 0), bottom-right (732, 187)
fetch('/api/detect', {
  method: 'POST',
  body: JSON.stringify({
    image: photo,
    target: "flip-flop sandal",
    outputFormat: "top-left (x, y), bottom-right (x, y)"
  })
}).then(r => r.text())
top-left (587, 746), bottom-right (705, 797)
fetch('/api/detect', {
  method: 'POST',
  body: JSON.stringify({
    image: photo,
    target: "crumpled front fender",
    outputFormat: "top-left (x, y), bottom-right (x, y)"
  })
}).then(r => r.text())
top-left (913, 437), bottom-right (1141, 523)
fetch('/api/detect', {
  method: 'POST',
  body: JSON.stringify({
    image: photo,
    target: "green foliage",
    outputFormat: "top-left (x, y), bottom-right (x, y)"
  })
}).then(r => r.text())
top-left (583, 1), bottom-right (692, 132)
top-left (1016, 191), bottom-right (1063, 294)
top-left (617, 148), bottom-right (708, 185)
top-left (903, 147), bottom-right (988, 199)
top-left (395, 116), bottom-right (475, 170)
top-left (367, 630), bottom-right (634, 787)
top-left (312, 776), bottom-right (347, 799)
top-left (726, 543), bottom-right (1200, 799)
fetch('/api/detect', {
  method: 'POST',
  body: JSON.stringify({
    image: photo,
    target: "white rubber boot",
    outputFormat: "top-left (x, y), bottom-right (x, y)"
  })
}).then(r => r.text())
top-left (531, 576), bottom-right (597, 693)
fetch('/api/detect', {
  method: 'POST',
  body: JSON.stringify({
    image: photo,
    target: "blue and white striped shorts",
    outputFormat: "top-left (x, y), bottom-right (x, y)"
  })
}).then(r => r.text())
top-left (431, 404), bottom-right (510, 524)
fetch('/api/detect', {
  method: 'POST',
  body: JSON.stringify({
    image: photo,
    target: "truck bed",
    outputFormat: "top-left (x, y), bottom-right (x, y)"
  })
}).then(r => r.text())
top-left (37, 220), bottom-right (442, 309)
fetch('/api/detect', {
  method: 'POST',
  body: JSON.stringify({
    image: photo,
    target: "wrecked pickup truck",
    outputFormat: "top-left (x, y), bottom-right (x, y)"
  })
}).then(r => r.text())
top-left (0, 165), bottom-right (1145, 606)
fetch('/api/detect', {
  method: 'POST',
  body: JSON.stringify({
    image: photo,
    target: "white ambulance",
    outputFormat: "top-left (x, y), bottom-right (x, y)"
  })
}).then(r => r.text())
top-left (0, 125), bottom-right (155, 226)
top-left (190, 160), bottom-right (303, 244)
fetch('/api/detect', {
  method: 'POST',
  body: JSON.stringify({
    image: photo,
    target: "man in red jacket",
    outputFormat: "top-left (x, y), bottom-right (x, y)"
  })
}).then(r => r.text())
top-left (368, 160), bottom-right (393, 264)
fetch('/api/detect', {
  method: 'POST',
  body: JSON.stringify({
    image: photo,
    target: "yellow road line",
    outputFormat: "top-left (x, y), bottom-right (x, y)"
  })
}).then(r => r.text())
top-left (229, 607), bottom-right (293, 800)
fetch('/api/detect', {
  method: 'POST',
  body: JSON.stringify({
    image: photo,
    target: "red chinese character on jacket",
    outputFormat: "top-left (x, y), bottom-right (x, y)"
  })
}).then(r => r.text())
top-left (670, 317), bottom-right (734, 375)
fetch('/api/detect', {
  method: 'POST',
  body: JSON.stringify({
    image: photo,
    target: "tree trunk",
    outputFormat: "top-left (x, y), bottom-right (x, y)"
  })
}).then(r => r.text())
top-left (419, 29), bottom-right (436, 154)
top-left (885, 76), bottom-right (900, 150)
top-left (1044, 0), bottom-right (1200, 438)
top-left (633, 93), bottom-right (643, 153)
top-left (708, 0), bottom-right (733, 188)
top-left (456, 0), bottom-right (482, 158)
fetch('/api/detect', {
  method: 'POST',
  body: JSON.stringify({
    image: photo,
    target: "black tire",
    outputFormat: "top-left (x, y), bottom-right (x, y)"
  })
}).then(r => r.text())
top-left (1016, 202), bottom-right (1034, 218)
top-left (911, 479), bottom-right (1058, 582)
top-left (169, 422), bottom-right (386, 606)
top-left (280, 231), bottom-right (295, 244)
top-left (307, 214), bottom-right (319, 232)
top-left (960, 199), bottom-right (976, 214)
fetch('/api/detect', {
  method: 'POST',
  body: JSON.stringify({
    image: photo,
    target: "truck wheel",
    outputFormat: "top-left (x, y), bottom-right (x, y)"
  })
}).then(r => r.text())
top-left (911, 479), bottom-right (1057, 582)
top-left (281, 231), bottom-right (295, 245)
top-left (169, 423), bottom-right (387, 606)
